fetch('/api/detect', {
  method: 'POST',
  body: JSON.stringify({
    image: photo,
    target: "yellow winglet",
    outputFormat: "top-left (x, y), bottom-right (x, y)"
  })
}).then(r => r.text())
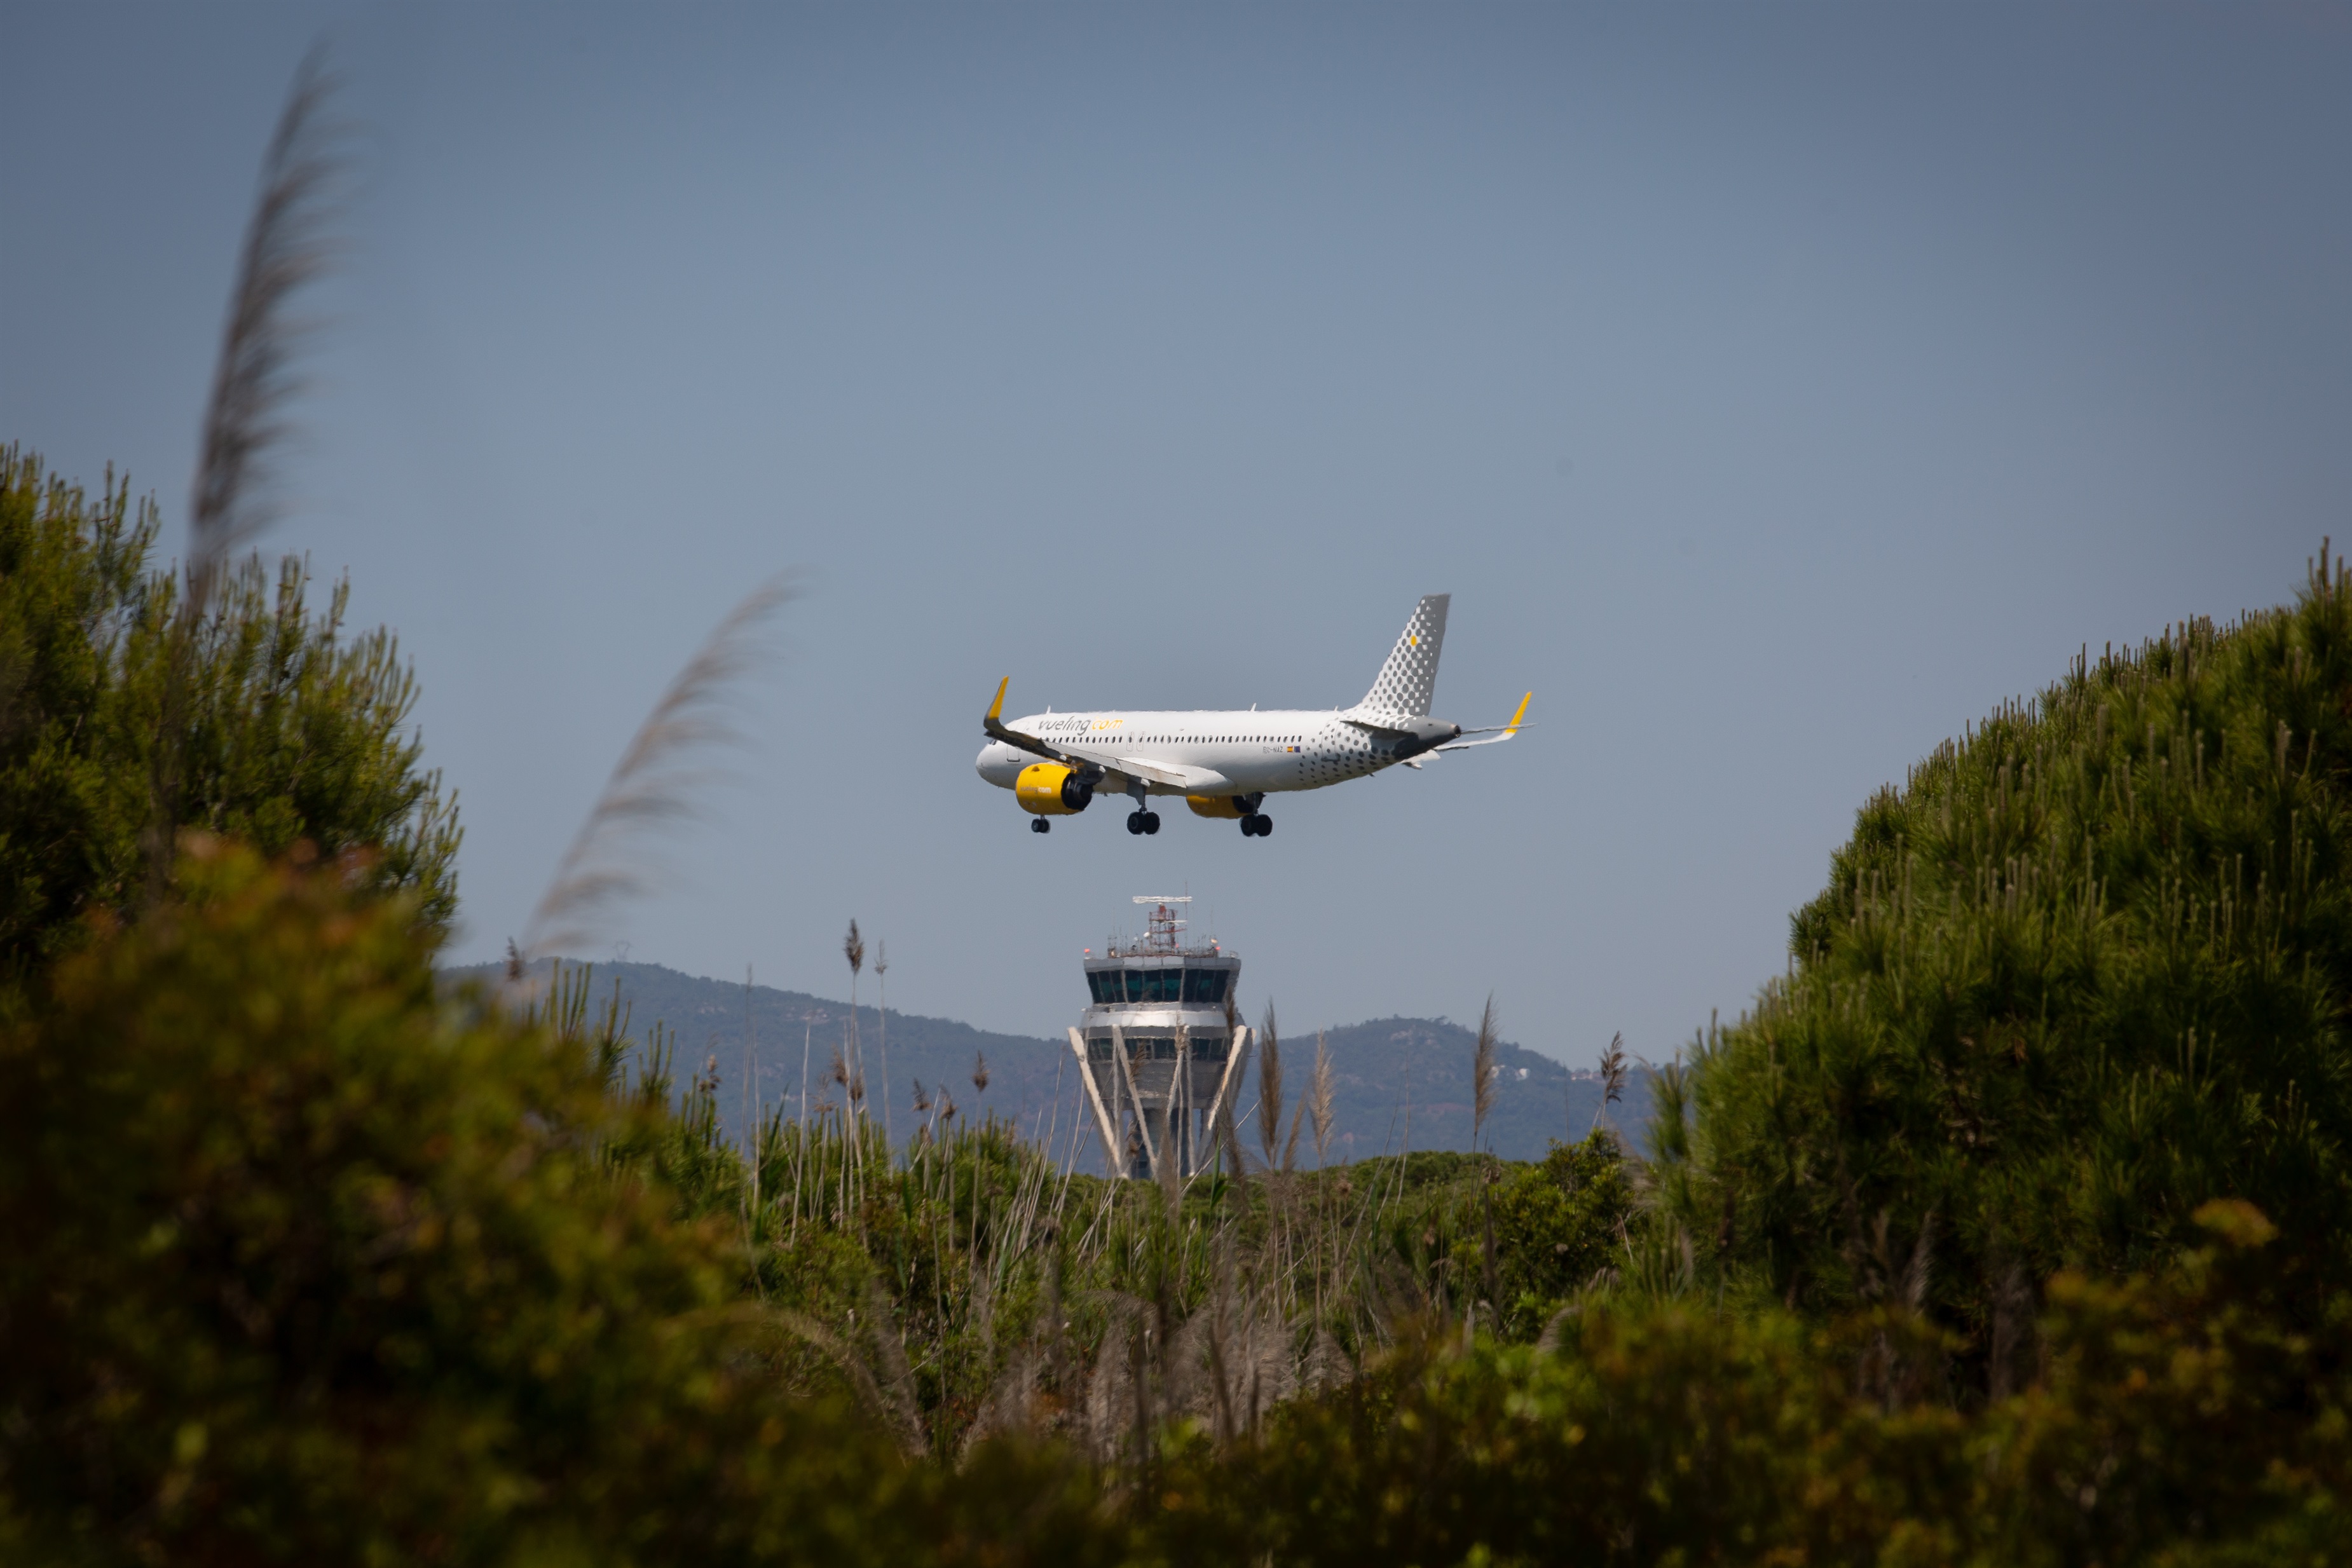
top-left (986, 677), bottom-right (1009, 726)
top-left (1505, 691), bottom-right (1532, 734)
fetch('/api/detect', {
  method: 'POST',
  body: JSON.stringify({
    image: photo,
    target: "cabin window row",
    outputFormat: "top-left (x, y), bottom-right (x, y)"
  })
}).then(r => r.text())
top-left (1086, 967), bottom-right (1233, 1005)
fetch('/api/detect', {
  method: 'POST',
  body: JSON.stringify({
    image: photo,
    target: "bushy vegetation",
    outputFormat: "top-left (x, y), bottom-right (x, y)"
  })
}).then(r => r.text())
top-left (4, 435), bottom-right (2349, 1563)
top-left (1149, 1200), bottom-right (2346, 1566)
top-left (636, 1038), bottom-right (1636, 1461)
top-left (1654, 549), bottom-right (2352, 1387)
top-left (0, 449), bottom-right (459, 1006)
top-left (0, 842), bottom-right (1112, 1567)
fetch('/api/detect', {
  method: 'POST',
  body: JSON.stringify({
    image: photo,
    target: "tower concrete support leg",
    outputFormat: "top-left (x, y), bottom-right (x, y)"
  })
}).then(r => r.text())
top-left (1111, 1025), bottom-right (1161, 1183)
top-left (1201, 1026), bottom-right (1252, 1173)
top-left (1069, 1028), bottom-right (1121, 1176)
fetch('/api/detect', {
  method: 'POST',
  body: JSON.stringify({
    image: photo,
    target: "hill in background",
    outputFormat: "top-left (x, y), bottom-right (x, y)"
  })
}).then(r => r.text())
top-left (443, 961), bottom-right (1644, 1166)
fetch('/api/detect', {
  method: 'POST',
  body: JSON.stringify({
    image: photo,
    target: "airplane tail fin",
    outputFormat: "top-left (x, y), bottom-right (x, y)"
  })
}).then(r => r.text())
top-left (1356, 594), bottom-right (1449, 716)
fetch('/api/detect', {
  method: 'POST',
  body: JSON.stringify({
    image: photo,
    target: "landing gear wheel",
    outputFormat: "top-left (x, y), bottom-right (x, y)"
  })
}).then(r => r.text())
top-left (1142, 812), bottom-right (1161, 835)
top-left (1248, 813), bottom-right (1273, 836)
top-left (1127, 812), bottom-right (1146, 835)
top-left (1031, 817), bottom-right (1051, 834)
top-left (1239, 815), bottom-right (1259, 837)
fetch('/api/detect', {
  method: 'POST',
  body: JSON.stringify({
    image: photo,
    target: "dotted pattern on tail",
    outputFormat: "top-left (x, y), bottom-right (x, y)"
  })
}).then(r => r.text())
top-left (1358, 594), bottom-right (1450, 716)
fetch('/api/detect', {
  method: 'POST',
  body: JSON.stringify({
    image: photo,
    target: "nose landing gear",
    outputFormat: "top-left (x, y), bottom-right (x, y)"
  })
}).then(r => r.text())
top-left (1126, 810), bottom-right (1161, 835)
top-left (1032, 817), bottom-right (1051, 834)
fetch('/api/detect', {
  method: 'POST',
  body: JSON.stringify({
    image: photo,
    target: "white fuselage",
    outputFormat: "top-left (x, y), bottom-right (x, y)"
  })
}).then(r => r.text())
top-left (974, 707), bottom-right (1456, 800)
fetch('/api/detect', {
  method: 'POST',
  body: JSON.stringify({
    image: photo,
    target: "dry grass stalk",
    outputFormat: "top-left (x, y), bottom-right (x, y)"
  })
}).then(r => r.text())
top-left (1472, 993), bottom-right (1499, 1149)
top-left (873, 941), bottom-right (892, 1147)
top-left (961, 1341), bottom-right (1039, 1456)
top-left (147, 48), bottom-right (345, 900)
top-left (1256, 1002), bottom-right (1283, 1169)
top-left (844, 919), bottom-right (866, 1125)
top-left (1592, 1030), bottom-right (1628, 1134)
top-left (742, 965), bottom-right (758, 1240)
top-left (1215, 1090), bottom-right (1248, 1192)
top-left (774, 1309), bottom-right (900, 1439)
top-left (790, 1016), bottom-right (812, 1244)
top-left (519, 573), bottom-right (793, 960)
top-left (184, 48), bottom-right (343, 594)
top-left (1473, 994), bottom-right (1501, 1315)
top-left (1082, 1295), bottom-right (1145, 1464)
top-left (1309, 1032), bottom-right (1336, 1169)
top-left (1301, 1328), bottom-right (1355, 1396)
top-left (863, 1275), bottom-right (927, 1456)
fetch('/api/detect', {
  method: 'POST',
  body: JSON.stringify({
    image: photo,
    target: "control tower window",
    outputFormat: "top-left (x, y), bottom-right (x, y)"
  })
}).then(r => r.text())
top-left (1180, 968), bottom-right (1230, 1005)
top-left (1086, 972), bottom-right (1118, 1006)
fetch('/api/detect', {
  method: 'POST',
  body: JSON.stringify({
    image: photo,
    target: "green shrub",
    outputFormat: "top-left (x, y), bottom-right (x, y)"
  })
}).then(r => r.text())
top-left (0, 842), bottom-right (1107, 1566)
top-left (0, 448), bottom-right (459, 1005)
top-left (1655, 553), bottom-right (2352, 1378)
top-left (1146, 1201), bottom-right (2349, 1567)
top-left (1484, 1135), bottom-right (1636, 1335)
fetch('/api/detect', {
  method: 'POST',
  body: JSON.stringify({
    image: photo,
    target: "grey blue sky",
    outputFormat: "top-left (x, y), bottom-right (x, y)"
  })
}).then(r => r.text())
top-left (4, 3), bottom-right (2347, 1063)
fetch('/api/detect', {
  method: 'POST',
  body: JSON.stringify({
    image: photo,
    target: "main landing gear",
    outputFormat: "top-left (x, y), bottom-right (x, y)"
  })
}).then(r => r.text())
top-left (1032, 817), bottom-right (1051, 833)
top-left (1239, 813), bottom-right (1273, 837)
top-left (1126, 810), bottom-right (1161, 835)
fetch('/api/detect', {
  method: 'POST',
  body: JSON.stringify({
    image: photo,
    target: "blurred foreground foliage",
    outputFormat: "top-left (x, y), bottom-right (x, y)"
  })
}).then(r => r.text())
top-left (3, 445), bottom-right (2348, 1564)
top-left (0, 843), bottom-right (1107, 1567)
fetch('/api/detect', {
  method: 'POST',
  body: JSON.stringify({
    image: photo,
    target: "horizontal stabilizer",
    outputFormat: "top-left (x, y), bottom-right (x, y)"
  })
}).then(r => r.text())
top-left (1435, 692), bottom-right (1533, 752)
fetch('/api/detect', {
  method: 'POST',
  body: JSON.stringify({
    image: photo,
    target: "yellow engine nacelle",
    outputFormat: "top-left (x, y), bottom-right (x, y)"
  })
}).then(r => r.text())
top-left (1186, 793), bottom-right (1247, 819)
top-left (1017, 763), bottom-right (1093, 815)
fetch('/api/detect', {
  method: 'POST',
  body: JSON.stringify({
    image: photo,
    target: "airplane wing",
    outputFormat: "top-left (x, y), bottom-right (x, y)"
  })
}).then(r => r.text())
top-left (1108, 755), bottom-right (1206, 789)
top-left (983, 682), bottom-right (1209, 790)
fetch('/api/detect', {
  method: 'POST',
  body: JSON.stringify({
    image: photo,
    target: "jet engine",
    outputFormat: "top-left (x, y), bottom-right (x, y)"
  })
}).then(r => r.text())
top-left (1016, 763), bottom-right (1094, 815)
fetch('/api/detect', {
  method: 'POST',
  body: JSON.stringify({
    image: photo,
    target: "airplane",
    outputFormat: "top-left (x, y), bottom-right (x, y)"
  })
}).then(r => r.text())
top-left (974, 593), bottom-right (1530, 836)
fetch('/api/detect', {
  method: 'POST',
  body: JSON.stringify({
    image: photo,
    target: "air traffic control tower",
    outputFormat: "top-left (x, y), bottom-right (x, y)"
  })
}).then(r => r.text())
top-left (1070, 896), bottom-right (1254, 1180)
